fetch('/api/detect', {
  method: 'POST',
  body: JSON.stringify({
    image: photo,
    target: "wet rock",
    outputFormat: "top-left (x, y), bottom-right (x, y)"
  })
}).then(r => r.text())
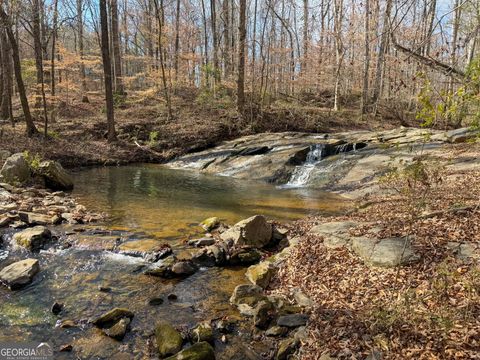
top-left (188, 237), bottom-right (216, 247)
top-left (253, 300), bottom-right (275, 329)
top-left (215, 318), bottom-right (236, 334)
top-left (98, 286), bottom-right (112, 292)
top-left (230, 284), bottom-right (264, 306)
top-left (220, 215), bottom-right (272, 248)
top-left (18, 212), bottom-right (60, 225)
top-left (277, 314), bottom-right (309, 328)
top-left (276, 338), bottom-right (299, 360)
top-left (13, 226), bottom-right (52, 251)
top-left (200, 217), bottom-right (220, 231)
top-left (164, 341), bottom-right (215, 360)
top-left (118, 240), bottom-right (172, 262)
top-left (230, 247), bottom-right (262, 265)
top-left (272, 226), bottom-right (288, 242)
top-left (246, 261), bottom-right (275, 289)
top-left (38, 160), bottom-right (74, 191)
top-left (155, 321), bottom-right (183, 358)
top-left (144, 256), bottom-right (176, 277)
top-left (191, 322), bottom-right (214, 344)
top-left (351, 236), bottom-right (419, 267)
top-left (0, 258), bottom-right (40, 290)
top-left (230, 284), bottom-right (267, 316)
top-left (51, 302), bottom-right (64, 315)
top-left (167, 293), bottom-right (178, 301)
top-left (92, 308), bottom-right (134, 328)
top-left (59, 344), bottom-right (73, 352)
top-left (148, 297), bottom-right (164, 306)
top-left (104, 317), bottom-right (131, 340)
top-left (265, 325), bottom-right (288, 337)
top-left (206, 243), bottom-right (227, 265)
top-left (57, 319), bottom-right (76, 328)
top-left (0, 216), bottom-right (11, 227)
top-left (171, 260), bottom-right (197, 276)
top-left (191, 249), bottom-right (217, 267)
top-left (0, 153), bottom-right (31, 184)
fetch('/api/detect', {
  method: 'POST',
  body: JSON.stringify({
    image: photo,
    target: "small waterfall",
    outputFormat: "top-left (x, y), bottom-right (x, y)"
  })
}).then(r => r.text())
top-left (285, 144), bottom-right (325, 187)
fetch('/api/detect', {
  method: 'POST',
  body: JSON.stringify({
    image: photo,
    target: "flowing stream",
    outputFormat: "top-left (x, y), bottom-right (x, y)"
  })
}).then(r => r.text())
top-left (0, 165), bottom-right (348, 359)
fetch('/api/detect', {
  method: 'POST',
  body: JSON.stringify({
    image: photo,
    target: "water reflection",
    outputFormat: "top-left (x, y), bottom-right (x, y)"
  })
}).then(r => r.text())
top-left (73, 164), bottom-right (348, 241)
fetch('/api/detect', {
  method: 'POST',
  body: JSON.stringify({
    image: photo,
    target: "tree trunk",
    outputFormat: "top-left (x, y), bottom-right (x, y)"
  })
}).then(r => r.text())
top-left (361, 0), bottom-right (370, 114)
top-left (111, 0), bottom-right (124, 94)
top-left (302, 0), bottom-right (308, 74)
top-left (51, 0), bottom-right (58, 97)
top-left (0, 7), bottom-right (37, 136)
top-left (77, 0), bottom-right (87, 93)
top-left (371, 0), bottom-right (392, 107)
top-left (237, 0), bottom-right (246, 113)
top-left (0, 28), bottom-right (11, 121)
top-left (210, 0), bottom-right (220, 85)
top-left (174, 0), bottom-right (180, 84)
top-left (153, 0), bottom-right (173, 119)
top-left (100, 0), bottom-right (117, 142)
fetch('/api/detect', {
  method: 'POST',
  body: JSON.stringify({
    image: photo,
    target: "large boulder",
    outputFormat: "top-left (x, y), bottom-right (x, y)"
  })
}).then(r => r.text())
top-left (155, 321), bottom-right (183, 358)
top-left (0, 258), bottom-right (40, 290)
top-left (310, 221), bottom-right (360, 249)
top-left (13, 226), bottom-right (52, 251)
top-left (351, 236), bottom-right (419, 267)
top-left (165, 342), bottom-right (215, 360)
top-left (18, 212), bottom-right (61, 226)
top-left (38, 160), bottom-right (74, 191)
top-left (0, 153), bottom-right (31, 184)
top-left (221, 215), bottom-right (272, 248)
top-left (446, 128), bottom-right (478, 143)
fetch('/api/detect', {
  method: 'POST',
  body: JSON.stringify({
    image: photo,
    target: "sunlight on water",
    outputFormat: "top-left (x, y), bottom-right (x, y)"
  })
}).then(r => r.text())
top-left (73, 164), bottom-right (349, 241)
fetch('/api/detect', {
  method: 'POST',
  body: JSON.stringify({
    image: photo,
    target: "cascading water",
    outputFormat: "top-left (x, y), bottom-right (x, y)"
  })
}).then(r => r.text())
top-left (285, 144), bottom-right (325, 187)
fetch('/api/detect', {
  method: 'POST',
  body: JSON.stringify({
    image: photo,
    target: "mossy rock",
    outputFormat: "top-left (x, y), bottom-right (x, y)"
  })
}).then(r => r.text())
top-left (200, 217), bottom-right (220, 232)
top-left (246, 261), bottom-right (275, 289)
top-left (165, 342), bottom-right (215, 360)
top-left (92, 308), bottom-right (134, 328)
top-left (191, 322), bottom-right (214, 344)
top-left (155, 321), bottom-right (183, 358)
top-left (13, 226), bottom-right (52, 251)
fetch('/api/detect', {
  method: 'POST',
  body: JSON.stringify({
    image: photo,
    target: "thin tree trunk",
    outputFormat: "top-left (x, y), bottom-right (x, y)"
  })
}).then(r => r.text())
top-left (111, 0), bottom-right (124, 94)
top-left (174, 0), bottom-right (180, 84)
top-left (237, 0), bottom-right (246, 113)
top-left (99, 0), bottom-right (117, 142)
top-left (153, 0), bottom-right (173, 119)
top-left (51, 0), bottom-right (58, 97)
top-left (361, 0), bottom-right (370, 114)
top-left (211, 0), bottom-right (220, 85)
top-left (77, 0), bottom-right (87, 93)
top-left (0, 6), bottom-right (37, 136)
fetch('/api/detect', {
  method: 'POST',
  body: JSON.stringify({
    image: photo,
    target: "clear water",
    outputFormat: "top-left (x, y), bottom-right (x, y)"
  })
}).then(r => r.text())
top-left (0, 164), bottom-right (348, 358)
top-left (72, 164), bottom-right (347, 243)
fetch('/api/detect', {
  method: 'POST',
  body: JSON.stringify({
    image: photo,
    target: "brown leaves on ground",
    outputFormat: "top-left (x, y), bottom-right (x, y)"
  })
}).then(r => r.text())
top-left (271, 166), bottom-right (480, 359)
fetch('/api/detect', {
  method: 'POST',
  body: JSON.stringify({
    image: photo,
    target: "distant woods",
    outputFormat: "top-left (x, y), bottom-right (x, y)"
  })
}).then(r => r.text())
top-left (0, 0), bottom-right (477, 137)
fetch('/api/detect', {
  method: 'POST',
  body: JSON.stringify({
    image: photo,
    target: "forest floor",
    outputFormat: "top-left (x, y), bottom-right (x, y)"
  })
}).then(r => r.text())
top-left (0, 87), bottom-right (417, 168)
top-left (270, 150), bottom-right (480, 359)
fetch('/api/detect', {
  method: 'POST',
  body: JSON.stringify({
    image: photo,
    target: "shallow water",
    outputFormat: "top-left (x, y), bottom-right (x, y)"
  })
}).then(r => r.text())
top-left (0, 165), bottom-right (348, 358)
top-left (72, 165), bottom-right (348, 242)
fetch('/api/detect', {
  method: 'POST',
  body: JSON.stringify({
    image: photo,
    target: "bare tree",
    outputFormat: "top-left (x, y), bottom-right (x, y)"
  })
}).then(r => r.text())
top-left (237, 0), bottom-right (246, 113)
top-left (99, 0), bottom-right (117, 142)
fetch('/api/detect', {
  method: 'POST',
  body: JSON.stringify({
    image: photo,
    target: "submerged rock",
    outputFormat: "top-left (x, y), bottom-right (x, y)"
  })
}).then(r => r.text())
top-left (38, 160), bottom-right (74, 191)
top-left (0, 153), bottom-right (31, 185)
top-left (144, 256), bottom-right (176, 277)
top-left (229, 284), bottom-right (264, 306)
top-left (191, 322), bottom-right (214, 344)
top-left (351, 236), bottom-right (419, 267)
top-left (117, 240), bottom-right (172, 262)
top-left (155, 321), bottom-right (183, 358)
top-left (103, 317), bottom-right (131, 340)
top-left (92, 308), bottom-right (134, 328)
top-left (0, 258), bottom-right (40, 289)
top-left (13, 226), bottom-right (52, 251)
top-left (164, 341), bottom-right (215, 360)
top-left (221, 215), bottom-right (272, 248)
top-left (171, 260), bottom-right (197, 276)
top-left (200, 217), bottom-right (220, 232)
